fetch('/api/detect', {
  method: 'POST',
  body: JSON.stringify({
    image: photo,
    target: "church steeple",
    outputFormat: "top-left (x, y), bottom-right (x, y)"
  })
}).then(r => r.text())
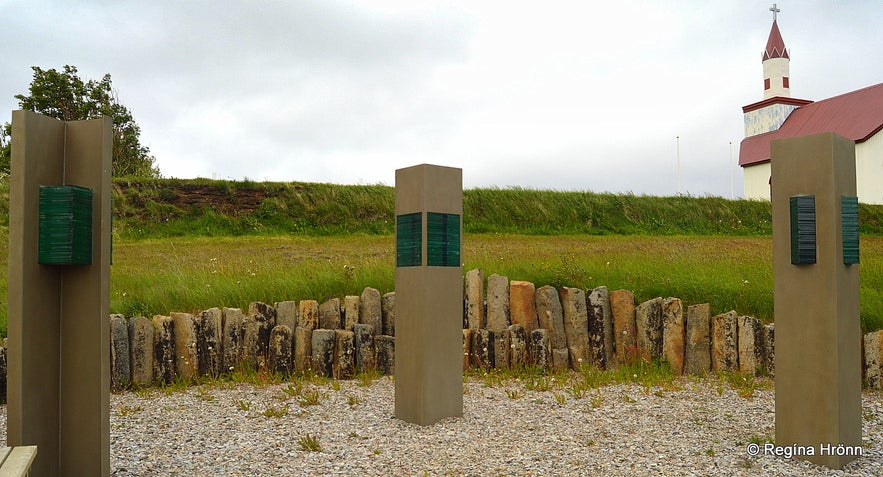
top-left (762, 4), bottom-right (790, 99)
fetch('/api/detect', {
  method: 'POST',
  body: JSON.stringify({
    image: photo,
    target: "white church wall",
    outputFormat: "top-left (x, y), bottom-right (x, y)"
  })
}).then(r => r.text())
top-left (763, 57), bottom-right (790, 99)
top-left (743, 162), bottom-right (772, 200)
top-left (856, 133), bottom-right (883, 205)
top-left (744, 103), bottom-right (800, 137)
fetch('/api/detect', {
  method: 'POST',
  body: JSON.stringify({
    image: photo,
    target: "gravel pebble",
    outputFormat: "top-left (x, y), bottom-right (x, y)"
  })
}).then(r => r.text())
top-left (0, 376), bottom-right (881, 476)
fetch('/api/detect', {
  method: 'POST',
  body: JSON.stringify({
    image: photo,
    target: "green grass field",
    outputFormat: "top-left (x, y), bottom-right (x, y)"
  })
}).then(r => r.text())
top-left (3, 233), bottom-right (879, 338)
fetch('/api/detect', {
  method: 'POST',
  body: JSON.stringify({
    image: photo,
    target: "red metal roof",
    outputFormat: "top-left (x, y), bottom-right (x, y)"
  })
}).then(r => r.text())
top-left (763, 21), bottom-right (789, 60)
top-left (739, 82), bottom-right (883, 167)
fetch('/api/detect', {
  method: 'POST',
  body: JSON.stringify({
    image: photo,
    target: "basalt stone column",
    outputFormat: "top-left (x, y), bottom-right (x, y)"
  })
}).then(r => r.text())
top-left (275, 301), bottom-right (298, 332)
top-left (171, 312), bottom-right (199, 380)
top-left (360, 287), bottom-right (383, 336)
top-left (711, 311), bottom-right (739, 372)
top-left (486, 274), bottom-right (511, 369)
top-left (343, 296), bottom-right (360, 331)
top-left (509, 281), bottom-right (539, 336)
top-left (737, 316), bottom-right (764, 376)
top-left (110, 315), bottom-right (130, 392)
top-left (505, 324), bottom-right (528, 369)
top-left (381, 292), bottom-right (396, 336)
top-left (864, 331), bottom-right (882, 389)
top-left (684, 304), bottom-right (711, 375)
top-left (394, 164), bottom-right (463, 425)
top-left (462, 329), bottom-right (473, 371)
top-left (635, 297), bottom-right (663, 362)
top-left (319, 298), bottom-right (341, 330)
top-left (221, 308), bottom-right (244, 372)
top-left (529, 329), bottom-right (551, 370)
top-left (152, 315), bottom-right (176, 385)
top-left (587, 286), bottom-right (614, 369)
top-left (293, 326), bottom-right (312, 374)
top-left (268, 325), bottom-right (293, 376)
top-left (560, 287), bottom-right (590, 370)
top-left (610, 289), bottom-right (637, 366)
top-left (311, 329), bottom-right (336, 377)
top-left (536, 285), bottom-right (568, 370)
top-left (763, 323), bottom-right (775, 377)
top-left (662, 298), bottom-right (685, 375)
top-left (242, 310), bottom-right (273, 370)
top-left (298, 300), bottom-right (319, 331)
top-left (772, 132), bottom-right (861, 469)
top-left (333, 330), bottom-right (355, 380)
top-left (196, 308), bottom-right (223, 377)
top-left (465, 269), bottom-right (485, 330)
top-left (354, 323), bottom-right (376, 373)
top-left (375, 335), bottom-right (396, 375)
top-left (128, 316), bottom-right (154, 386)
top-left (470, 328), bottom-right (494, 371)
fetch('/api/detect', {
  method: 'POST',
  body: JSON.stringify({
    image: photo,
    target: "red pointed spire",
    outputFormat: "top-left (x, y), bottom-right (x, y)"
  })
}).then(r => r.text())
top-left (763, 20), bottom-right (789, 60)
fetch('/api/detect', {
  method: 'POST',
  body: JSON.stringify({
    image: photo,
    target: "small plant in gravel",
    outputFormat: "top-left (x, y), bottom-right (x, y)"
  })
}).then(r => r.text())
top-left (356, 368), bottom-right (383, 387)
top-left (195, 386), bottom-right (215, 402)
top-left (117, 405), bottom-right (143, 416)
top-left (261, 403), bottom-right (290, 418)
top-left (297, 434), bottom-right (322, 452)
top-left (281, 382), bottom-right (304, 397)
top-left (705, 448), bottom-right (716, 457)
top-left (622, 394), bottom-right (636, 403)
top-left (553, 393), bottom-right (567, 404)
top-left (236, 400), bottom-right (252, 411)
top-left (347, 395), bottom-right (361, 406)
top-left (506, 389), bottom-right (520, 400)
top-left (747, 435), bottom-right (773, 445)
top-left (298, 388), bottom-right (322, 407)
top-left (589, 393), bottom-right (604, 409)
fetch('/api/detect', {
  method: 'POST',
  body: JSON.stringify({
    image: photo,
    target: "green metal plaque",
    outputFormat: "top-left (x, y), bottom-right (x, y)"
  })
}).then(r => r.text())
top-left (842, 196), bottom-right (859, 265)
top-left (38, 185), bottom-right (93, 265)
top-left (790, 195), bottom-right (816, 265)
top-left (427, 212), bottom-right (460, 267)
top-left (396, 212), bottom-right (422, 267)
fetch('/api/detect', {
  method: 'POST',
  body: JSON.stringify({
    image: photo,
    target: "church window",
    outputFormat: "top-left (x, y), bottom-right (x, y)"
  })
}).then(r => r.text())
top-left (764, 78), bottom-right (771, 90)
top-left (783, 77), bottom-right (790, 88)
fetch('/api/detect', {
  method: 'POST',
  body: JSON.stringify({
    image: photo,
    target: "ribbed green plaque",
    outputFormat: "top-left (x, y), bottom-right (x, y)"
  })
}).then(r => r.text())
top-left (790, 195), bottom-right (816, 265)
top-left (396, 212), bottom-right (422, 267)
top-left (427, 212), bottom-right (460, 267)
top-left (38, 185), bottom-right (93, 265)
top-left (842, 196), bottom-right (859, 265)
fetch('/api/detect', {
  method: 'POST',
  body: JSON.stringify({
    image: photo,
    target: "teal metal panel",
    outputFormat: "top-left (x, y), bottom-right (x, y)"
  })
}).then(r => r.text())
top-left (789, 195), bottom-right (816, 265)
top-left (396, 212), bottom-right (422, 267)
top-left (842, 196), bottom-right (859, 265)
top-left (38, 185), bottom-right (93, 265)
top-left (427, 212), bottom-right (460, 267)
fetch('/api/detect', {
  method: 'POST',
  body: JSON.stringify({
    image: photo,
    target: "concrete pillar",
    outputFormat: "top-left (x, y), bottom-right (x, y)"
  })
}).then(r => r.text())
top-left (394, 164), bottom-right (463, 425)
top-left (7, 111), bottom-right (111, 477)
top-left (771, 132), bottom-right (861, 469)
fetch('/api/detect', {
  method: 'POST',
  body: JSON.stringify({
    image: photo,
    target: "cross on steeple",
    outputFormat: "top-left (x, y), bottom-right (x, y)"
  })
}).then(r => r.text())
top-left (770, 3), bottom-right (780, 22)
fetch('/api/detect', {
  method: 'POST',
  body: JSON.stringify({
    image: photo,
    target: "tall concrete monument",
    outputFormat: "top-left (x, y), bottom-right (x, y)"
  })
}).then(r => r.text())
top-left (771, 132), bottom-right (861, 469)
top-left (394, 164), bottom-right (463, 426)
top-left (7, 111), bottom-right (112, 476)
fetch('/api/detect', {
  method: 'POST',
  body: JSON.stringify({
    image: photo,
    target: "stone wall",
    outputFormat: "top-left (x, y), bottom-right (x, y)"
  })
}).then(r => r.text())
top-left (2, 269), bottom-right (882, 395)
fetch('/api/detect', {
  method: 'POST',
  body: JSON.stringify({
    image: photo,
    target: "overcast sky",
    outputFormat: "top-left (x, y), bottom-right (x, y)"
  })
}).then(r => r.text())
top-left (2, 1), bottom-right (881, 197)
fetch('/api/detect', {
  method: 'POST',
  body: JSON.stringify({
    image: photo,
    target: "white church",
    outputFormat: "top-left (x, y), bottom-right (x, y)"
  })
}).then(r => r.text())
top-left (739, 6), bottom-right (883, 204)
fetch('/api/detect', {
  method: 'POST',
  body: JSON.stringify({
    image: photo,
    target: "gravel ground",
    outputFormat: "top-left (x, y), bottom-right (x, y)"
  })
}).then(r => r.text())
top-left (1, 376), bottom-right (881, 476)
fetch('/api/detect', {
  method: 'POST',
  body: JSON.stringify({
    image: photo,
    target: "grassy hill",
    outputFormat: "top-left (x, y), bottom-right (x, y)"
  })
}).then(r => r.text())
top-left (104, 177), bottom-right (882, 238)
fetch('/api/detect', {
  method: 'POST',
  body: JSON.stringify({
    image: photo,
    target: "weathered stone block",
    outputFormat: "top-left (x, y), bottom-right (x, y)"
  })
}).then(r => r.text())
top-left (0, 347), bottom-right (6, 403)
top-left (662, 298), bottom-right (685, 374)
top-left (711, 310), bottom-right (739, 372)
top-left (275, 301), bottom-right (298, 333)
top-left (128, 316), bottom-right (154, 386)
top-left (737, 315), bottom-right (764, 376)
top-left (470, 328), bottom-right (494, 371)
top-left (463, 329), bottom-right (473, 371)
top-left (152, 315), bottom-right (176, 385)
top-left (509, 281), bottom-right (539, 335)
top-left (381, 292), bottom-right (395, 336)
top-left (318, 298), bottom-right (341, 330)
top-left (171, 312), bottom-right (199, 380)
top-left (294, 326), bottom-right (313, 374)
top-left (465, 269), bottom-right (485, 330)
top-left (492, 335), bottom-right (509, 370)
top-left (248, 302), bottom-right (277, 327)
top-left (343, 295), bottom-right (360, 331)
top-left (334, 330), bottom-right (355, 380)
top-left (529, 329), bottom-right (551, 370)
top-left (110, 314), bottom-right (130, 391)
top-left (560, 287), bottom-right (591, 369)
top-left (311, 329), bottom-right (336, 377)
top-left (635, 297), bottom-right (663, 362)
top-left (298, 300), bottom-right (319, 331)
top-left (242, 310), bottom-right (273, 370)
top-left (763, 323), bottom-right (775, 377)
top-left (610, 289), bottom-right (637, 365)
top-left (684, 303), bottom-right (711, 375)
top-left (486, 274), bottom-right (510, 334)
top-left (360, 287), bottom-right (383, 336)
top-left (375, 335), bottom-right (395, 375)
top-left (268, 325), bottom-right (293, 375)
top-left (196, 307), bottom-right (223, 377)
top-left (505, 324), bottom-right (528, 368)
top-left (536, 285), bottom-right (567, 368)
top-left (587, 286), bottom-right (613, 369)
top-left (221, 307), bottom-right (244, 372)
top-left (354, 323), bottom-right (376, 372)
top-left (551, 348), bottom-right (570, 371)
top-left (864, 330), bottom-right (883, 389)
